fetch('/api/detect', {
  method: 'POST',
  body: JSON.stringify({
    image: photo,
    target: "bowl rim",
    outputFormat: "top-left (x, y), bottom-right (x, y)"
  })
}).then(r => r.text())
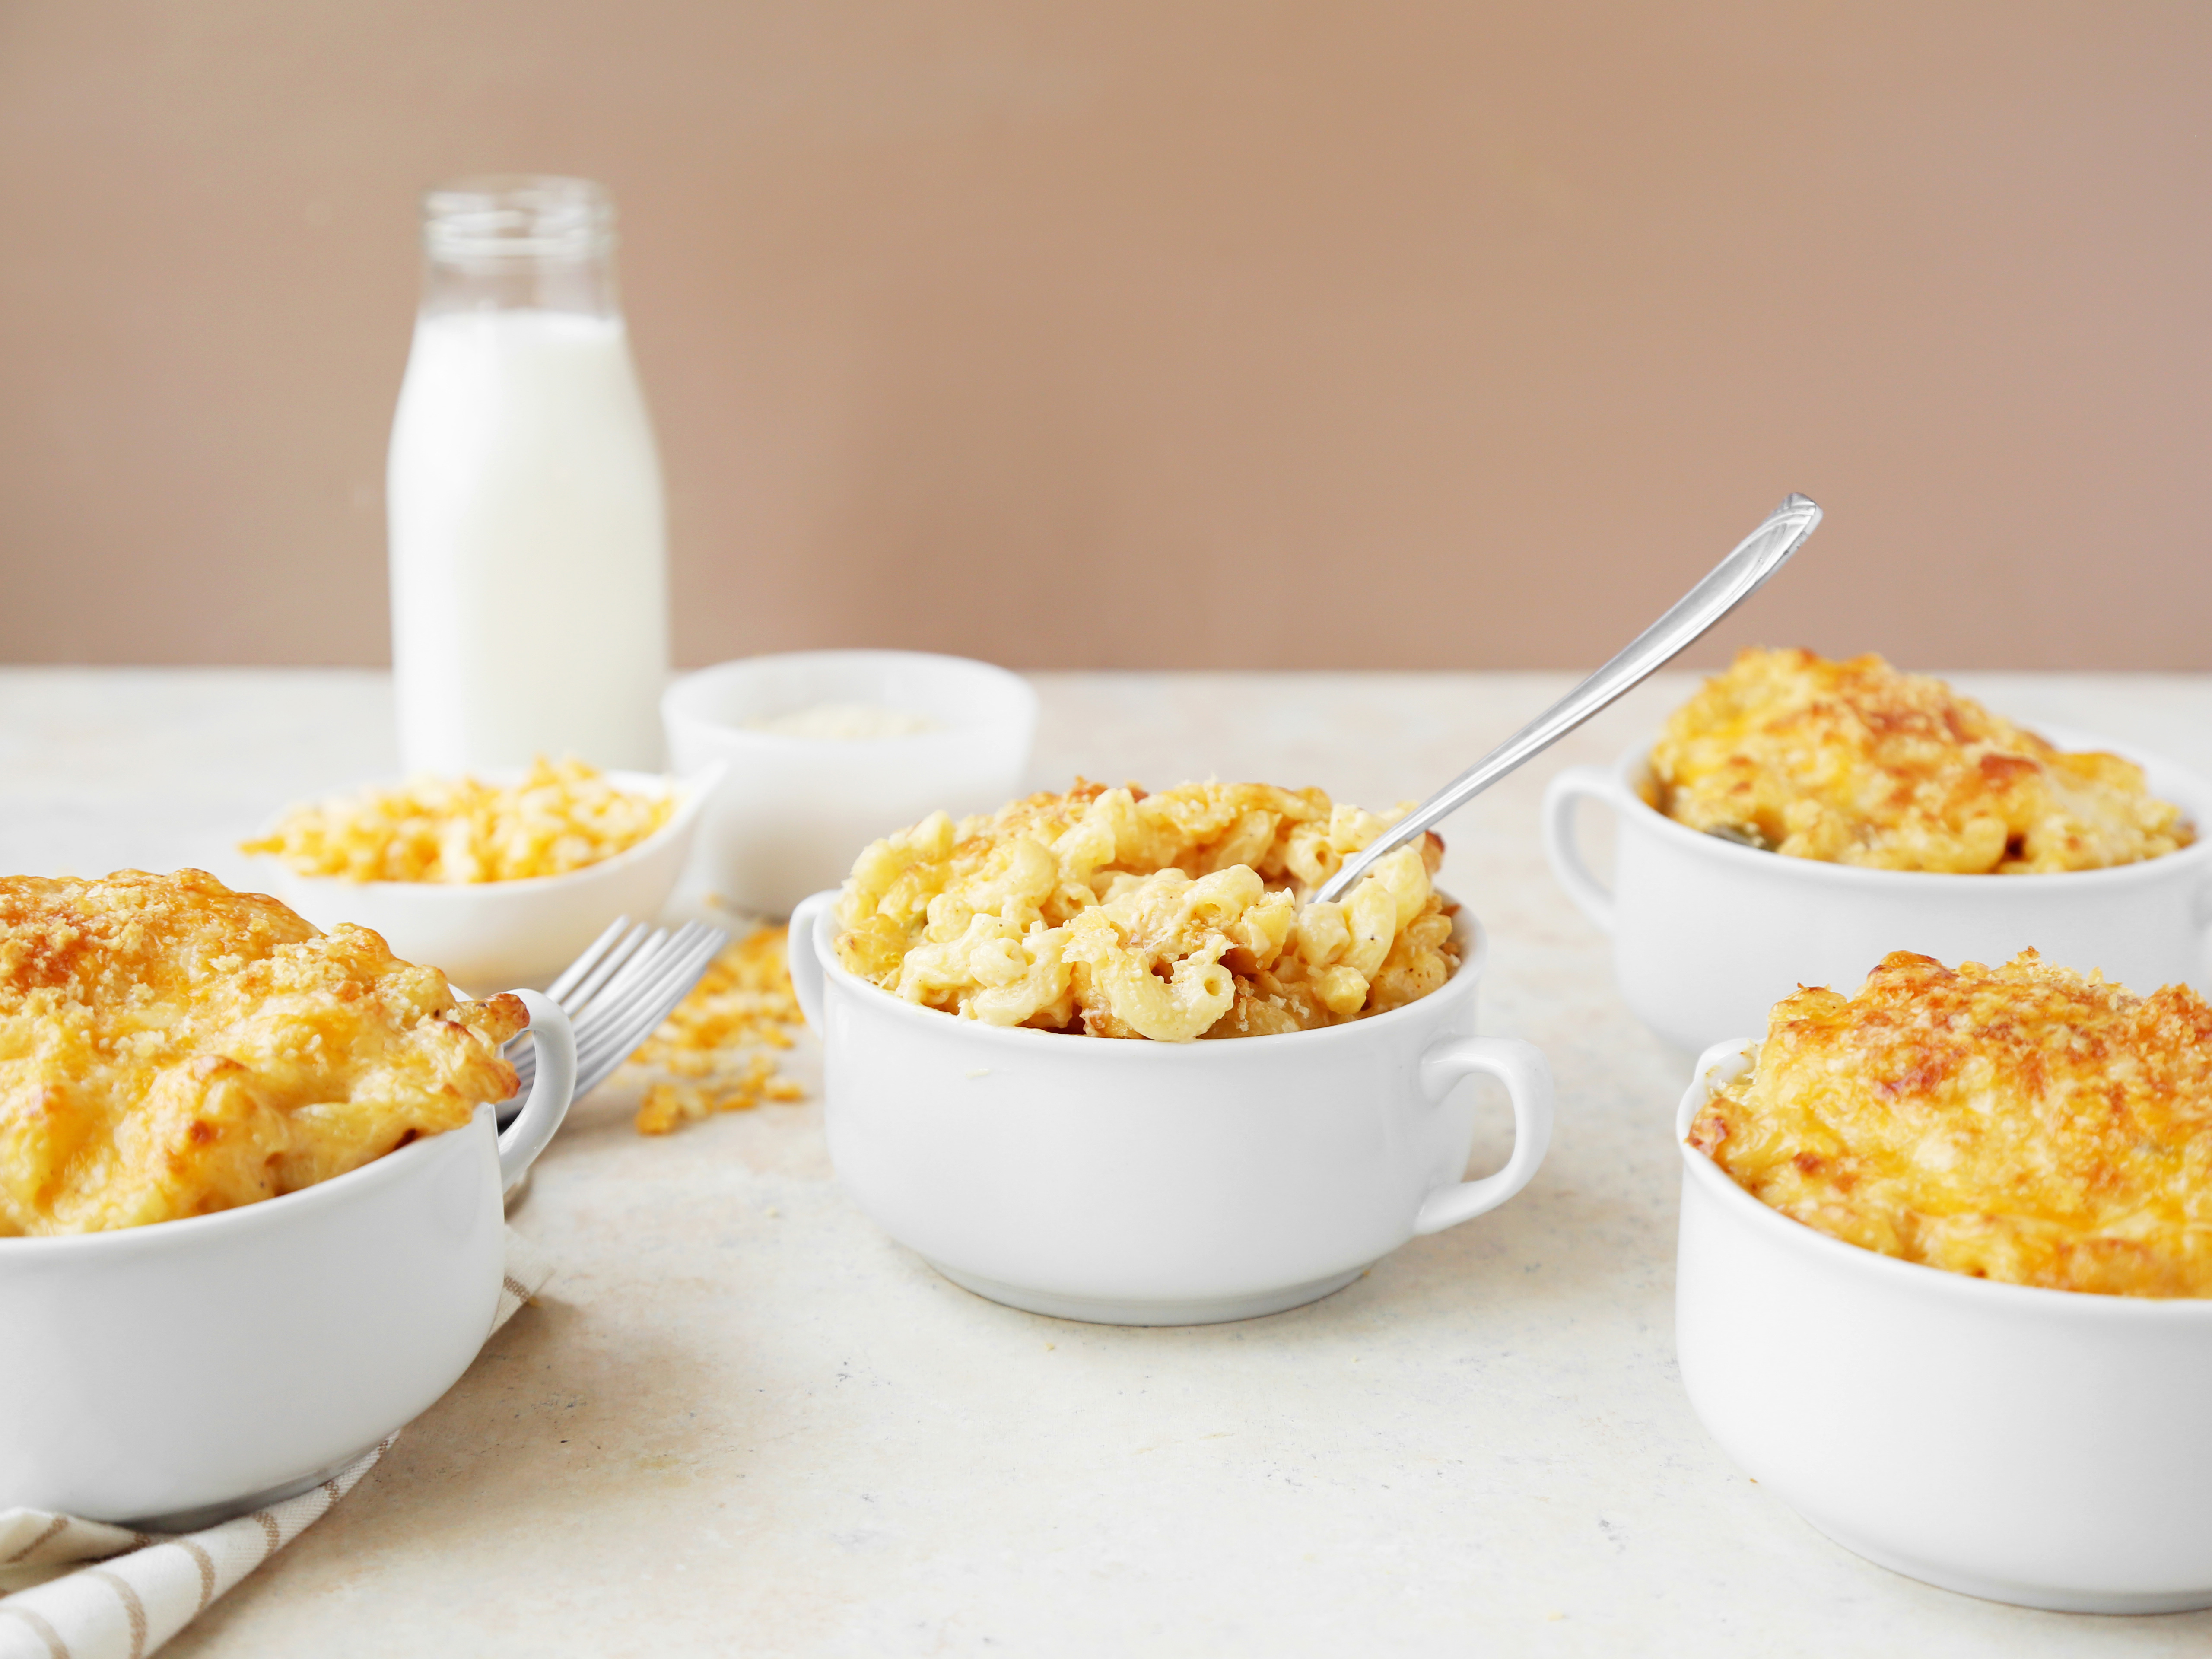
top-left (244, 764), bottom-right (718, 896)
top-left (0, 1102), bottom-right (496, 1259)
top-left (1676, 1041), bottom-right (2212, 1321)
top-left (810, 896), bottom-right (1489, 1056)
top-left (662, 648), bottom-right (1039, 750)
top-left (1601, 724), bottom-right (2212, 891)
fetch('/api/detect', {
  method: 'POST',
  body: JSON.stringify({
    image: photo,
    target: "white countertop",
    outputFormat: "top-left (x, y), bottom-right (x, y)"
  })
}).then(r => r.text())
top-left (6, 667), bottom-right (2212, 1658)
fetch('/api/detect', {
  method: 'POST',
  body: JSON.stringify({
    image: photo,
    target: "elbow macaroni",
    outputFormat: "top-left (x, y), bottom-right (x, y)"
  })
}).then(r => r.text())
top-left (834, 781), bottom-right (1459, 1042)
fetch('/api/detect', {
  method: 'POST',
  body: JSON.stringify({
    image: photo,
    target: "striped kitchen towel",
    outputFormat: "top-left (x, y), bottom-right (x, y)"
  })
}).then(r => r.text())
top-left (0, 1228), bottom-right (553, 1659)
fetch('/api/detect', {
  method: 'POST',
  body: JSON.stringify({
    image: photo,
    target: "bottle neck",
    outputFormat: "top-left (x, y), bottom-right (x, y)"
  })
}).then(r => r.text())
top-left (416, 175), bottom-right (623, 319)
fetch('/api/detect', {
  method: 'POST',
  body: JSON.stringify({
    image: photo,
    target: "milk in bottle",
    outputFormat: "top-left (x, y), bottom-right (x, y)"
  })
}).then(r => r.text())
top-left (388, 176), bottom-right (669, 772)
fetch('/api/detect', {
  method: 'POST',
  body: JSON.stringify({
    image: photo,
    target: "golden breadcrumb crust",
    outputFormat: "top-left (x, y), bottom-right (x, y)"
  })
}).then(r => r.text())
top-left (1691, 951), bottom-right (2212, 1297)
top-left (1649, 648), bottom-right (2192, 872)
top-left (836, 780), bottom-right (1458, 1041)
top-left (0, 870), bottom-right (525, 1236)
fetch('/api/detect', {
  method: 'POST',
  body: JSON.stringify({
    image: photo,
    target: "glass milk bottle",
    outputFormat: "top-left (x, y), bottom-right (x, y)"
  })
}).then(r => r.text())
top-left (387, 175), bottom-right (669, 773)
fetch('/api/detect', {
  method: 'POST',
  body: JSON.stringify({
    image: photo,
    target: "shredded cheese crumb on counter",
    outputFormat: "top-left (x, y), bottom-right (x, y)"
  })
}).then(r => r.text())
top-left (1692, 950), bottom-right (2212, 1296)
top-left (627, 928), bottom-right (810, 1135)
top-left (242, 756), bottom-right (674, 884)
top-left (835, 779), bottom-right (1459, 1042)
top-left (1649, 648), bottom-right (2192, 872)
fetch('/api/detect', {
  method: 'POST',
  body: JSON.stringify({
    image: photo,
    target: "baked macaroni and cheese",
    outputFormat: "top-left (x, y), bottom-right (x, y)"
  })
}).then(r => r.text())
top-left (0, 870), bottom-right (525, 1237)
top-left (242, 756), bottom-right (673, 883)
top-left (1690, 950), bottom-right (2212, 1297)
top-left (1649, 649), bottom-right (2192, 872)
top-left (836, 781), bottom-right (1458, 1041)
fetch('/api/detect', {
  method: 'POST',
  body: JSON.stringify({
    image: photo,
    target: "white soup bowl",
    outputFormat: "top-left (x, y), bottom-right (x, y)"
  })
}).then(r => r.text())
top-left (250, 769), bottom-right (713, 989)
top-left (1545, 729), bottom-right (2212, 1052)
top-left (1676, 1042), bottom-right (2212, 1613)
top-left (0, 993), bottom-right (575, 1529)
top-left (788, 891), bottom-right (1552, 1326)
top-left (664, 651), bottom-right (1037, 918)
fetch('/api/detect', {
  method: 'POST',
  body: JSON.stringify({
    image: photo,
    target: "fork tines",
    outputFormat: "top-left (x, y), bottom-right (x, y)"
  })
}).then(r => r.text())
top-left (569, 923), bottom-right (726, 1087)
top-left (503, 917), bottom-right (731, 1113)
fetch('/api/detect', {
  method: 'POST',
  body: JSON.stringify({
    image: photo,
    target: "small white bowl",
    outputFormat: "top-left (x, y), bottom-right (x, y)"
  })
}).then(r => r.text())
top-left (787, 892), bottom-right (1551, 1326)
top-left (1544, 728), bottom-right (2212, 1050)
top-left (248, 769), bottom-right (714, 989)
top-left (0, 993), bottom-right (574, 1528)
top-left (664, 651), bottom-right (1038, 918)
top-left (1675, 1042), bottom-right (2212, 1612)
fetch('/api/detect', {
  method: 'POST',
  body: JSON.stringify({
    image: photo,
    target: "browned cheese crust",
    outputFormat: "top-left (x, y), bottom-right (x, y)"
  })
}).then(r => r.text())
top-left (1691, 951), bottom-right (2212, 1296)
top-left (0, 869), bottom-right (526, 1236)
top-left (1649, 648), bottom-right (2193, 872)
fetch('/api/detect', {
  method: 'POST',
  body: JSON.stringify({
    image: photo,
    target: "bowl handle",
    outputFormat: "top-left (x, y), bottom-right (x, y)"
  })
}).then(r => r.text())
top-left (1678, 1039), bottom-right (1758, 1140)
top-left (1412, 1035), bottom-right (1554, 1235)
top-left (788, 891), bottom-right (839, 1032)
top-left (496, 990), bottom-right (578, 1190)
top-left (1540, 766), bottom-right (1618, 935)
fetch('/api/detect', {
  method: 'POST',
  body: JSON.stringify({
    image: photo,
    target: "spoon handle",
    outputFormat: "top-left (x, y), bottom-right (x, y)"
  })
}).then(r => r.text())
top-left (1313, 493), bottom-right (1822, 905)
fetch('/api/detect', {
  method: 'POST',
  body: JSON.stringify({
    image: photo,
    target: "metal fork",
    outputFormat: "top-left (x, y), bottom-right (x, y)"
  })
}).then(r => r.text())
top-left (498, 916), bottom-right (729, 1122)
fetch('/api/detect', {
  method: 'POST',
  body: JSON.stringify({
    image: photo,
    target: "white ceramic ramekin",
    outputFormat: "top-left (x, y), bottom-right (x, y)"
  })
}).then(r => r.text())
top-left (1545, 728), bottom-right (2212, 1051)
top-left (1676, 1042), bottom-right (2212, 1613)
top-left (787, 892), bottom-right (1552, 1326)
top-left (251, 769), bottom-right (714, 989)
top-left (664, 651), bottom-right (1038, 918)
top-left (0, 993), bottom-right (575, 1529)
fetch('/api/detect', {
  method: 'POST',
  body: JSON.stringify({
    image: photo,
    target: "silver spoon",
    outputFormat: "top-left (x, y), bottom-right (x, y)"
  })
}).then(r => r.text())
top-left (1313, 493), bottom-right (1822, 905)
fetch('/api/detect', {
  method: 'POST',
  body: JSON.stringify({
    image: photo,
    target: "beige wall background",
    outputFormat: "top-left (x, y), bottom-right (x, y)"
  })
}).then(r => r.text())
top-left (3, 2), bottom-right (2208, 671)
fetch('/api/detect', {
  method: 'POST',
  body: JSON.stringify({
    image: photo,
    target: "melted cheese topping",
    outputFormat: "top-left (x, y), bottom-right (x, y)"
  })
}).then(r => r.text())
top-left (835, 781), bottom-right (1459, 1041)
top-left (1690, 951), bottom-right (2212, 1296)
top-left (0, 870), bottom-right (526, 1236)
top-left (1650, 648), bottom-right (2192, 871)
